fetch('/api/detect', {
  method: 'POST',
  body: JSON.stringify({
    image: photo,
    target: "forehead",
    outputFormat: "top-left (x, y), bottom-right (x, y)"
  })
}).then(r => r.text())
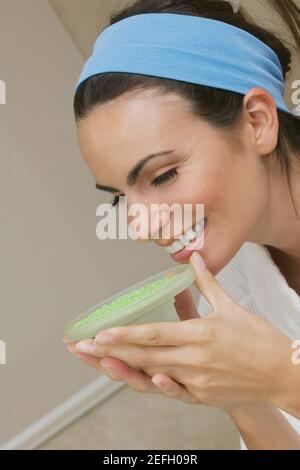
top-left (76, 89), bottom-right (196, 159)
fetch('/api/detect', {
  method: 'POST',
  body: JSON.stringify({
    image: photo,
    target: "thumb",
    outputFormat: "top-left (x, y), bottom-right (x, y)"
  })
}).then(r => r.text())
top-left (189, 252), bottom-right (232, 311)
top-left (174, 288), bottom-right (201, 321)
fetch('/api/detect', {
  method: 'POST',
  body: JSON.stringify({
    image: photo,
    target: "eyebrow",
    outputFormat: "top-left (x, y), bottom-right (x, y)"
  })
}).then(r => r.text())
top-left (95, 150), bottom-right (175, 193)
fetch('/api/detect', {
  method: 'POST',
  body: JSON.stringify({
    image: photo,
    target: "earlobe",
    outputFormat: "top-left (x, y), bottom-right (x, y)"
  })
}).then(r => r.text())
top-left (255, 120), bottom-right (278, 157)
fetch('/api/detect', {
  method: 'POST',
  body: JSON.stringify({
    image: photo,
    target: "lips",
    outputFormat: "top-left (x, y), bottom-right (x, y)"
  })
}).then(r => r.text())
top-left (170, 219), bottom-right (208, 263)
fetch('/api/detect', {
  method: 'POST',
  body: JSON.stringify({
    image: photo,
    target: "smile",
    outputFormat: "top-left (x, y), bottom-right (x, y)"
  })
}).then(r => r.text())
top-left (164, 218), bottom-right (207, 254)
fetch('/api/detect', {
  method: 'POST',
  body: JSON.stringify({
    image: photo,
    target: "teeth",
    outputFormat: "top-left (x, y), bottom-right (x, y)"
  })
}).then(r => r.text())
top-left (164, 218), bottom-right (206, 255)
top-left (186, 228), bottom-right (197, 241)
top-left (178, 234), bottom-right (190, 246)
top-left (165, 241), bottom-right (183, 254)
top-left (195, 219), bottom-right (205, 233)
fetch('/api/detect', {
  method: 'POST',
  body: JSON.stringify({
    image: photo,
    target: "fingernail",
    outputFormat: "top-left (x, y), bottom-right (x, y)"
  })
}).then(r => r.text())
top-left (100, 360), bottom-right (109, 367)
top-left (105, 370), bottom-right (121, 380)
top-left (76, 342), bottom-right (96, 354)
top-left (190, 251), bottom-right (206, 270)
top-left (95, 334), bottom-right (114, 344)
top-left (101, 362), bottom-right (120, 378)
top-left (151, 377), bottom-right (162, 386)
top-left (102, 364), bottom-right (115, 372)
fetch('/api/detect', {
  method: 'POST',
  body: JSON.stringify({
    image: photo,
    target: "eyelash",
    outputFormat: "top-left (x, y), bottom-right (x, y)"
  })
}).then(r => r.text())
top-left (110, 168), bottom-right (178, 207)
top-left (151, 167), bottom-right (178, 187)
top-left (110, 194), bottom-right (124, 207)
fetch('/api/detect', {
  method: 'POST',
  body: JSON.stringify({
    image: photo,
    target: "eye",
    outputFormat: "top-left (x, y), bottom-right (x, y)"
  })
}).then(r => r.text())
top-left (110, 194), bottom-right (125, 207)
top-left (151, 168), bottom-right (178, 187)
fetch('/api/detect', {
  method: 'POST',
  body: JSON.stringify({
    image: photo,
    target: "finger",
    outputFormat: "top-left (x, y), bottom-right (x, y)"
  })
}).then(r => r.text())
top-left (70, 348), bottom-right (129, 382)
top-left (94, 318), bottom-right (203, 347)
top-left (67, 340), bottom-right (107, 371)
top-left (70, 347), bottom-right (195, 402)
top-left (67, 342), bottom-right (106, 371)
top-left (69, 340), bottom-right (183, 384)
top-left (71, 338), bottom-right (94, 351)
top-left (76, 341), bottom-right (202, 368)
top-left (63, 336), bottom-right (71, 344)
top-left (71, 350), bottom-right (105, 371)
top-left (100, 357), bottom-right (164, 395)
top-left (189, 252), bottom-right (233, 310)
top-left (151, 374), bottom-right (199, 404)
top-left (174, 288), bottom-right (201, 320)
top-left (67, 341), bottom-right (78, 352)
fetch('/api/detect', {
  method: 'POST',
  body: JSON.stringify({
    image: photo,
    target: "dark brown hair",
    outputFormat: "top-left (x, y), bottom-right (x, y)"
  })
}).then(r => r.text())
top-left (74, 0), bottom-right (300, 215)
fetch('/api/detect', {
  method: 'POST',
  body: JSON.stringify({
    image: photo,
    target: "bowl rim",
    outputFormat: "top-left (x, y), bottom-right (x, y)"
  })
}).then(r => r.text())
top-left (64, 263), bottom-right (196, 340)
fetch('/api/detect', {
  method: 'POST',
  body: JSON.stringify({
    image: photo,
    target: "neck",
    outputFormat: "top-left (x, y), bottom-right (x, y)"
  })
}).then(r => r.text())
top-left (249, 153), bottom-right (300, 277)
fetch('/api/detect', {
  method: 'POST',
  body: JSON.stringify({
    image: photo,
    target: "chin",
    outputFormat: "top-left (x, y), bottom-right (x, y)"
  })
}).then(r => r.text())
top-left (170, 217), bottom-right (247, 276)
top-left (207, 239), bottom-right (247, 275)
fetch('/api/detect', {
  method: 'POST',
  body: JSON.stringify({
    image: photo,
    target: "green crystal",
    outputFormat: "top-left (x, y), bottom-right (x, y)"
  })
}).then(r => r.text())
top-left (74, 274), bottom-right (179, 328)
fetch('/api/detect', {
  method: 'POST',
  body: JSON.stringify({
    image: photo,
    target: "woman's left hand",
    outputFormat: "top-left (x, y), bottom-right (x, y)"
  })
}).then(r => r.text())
top-left (65, 252), bottom-right (294, 411)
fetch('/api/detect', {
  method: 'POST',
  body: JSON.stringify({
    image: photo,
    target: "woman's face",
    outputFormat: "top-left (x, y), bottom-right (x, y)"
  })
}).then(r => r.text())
top-left (76, 88), bottom-right (271, 275)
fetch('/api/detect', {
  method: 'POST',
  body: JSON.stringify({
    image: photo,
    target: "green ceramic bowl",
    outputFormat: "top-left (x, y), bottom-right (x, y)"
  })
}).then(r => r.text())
top-left (64, 263), bottom-right (196, 342)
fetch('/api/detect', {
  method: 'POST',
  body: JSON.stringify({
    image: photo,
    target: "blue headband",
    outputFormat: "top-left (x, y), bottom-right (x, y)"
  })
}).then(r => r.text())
top-left (74, 13), bottom-right (293, 116)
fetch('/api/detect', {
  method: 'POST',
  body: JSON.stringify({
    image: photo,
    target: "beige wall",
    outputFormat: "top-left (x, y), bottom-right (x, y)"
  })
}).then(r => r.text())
top-left (49, 0), bottom-right (126, 58)
top-left (0, 0), bottom-right (174, 444)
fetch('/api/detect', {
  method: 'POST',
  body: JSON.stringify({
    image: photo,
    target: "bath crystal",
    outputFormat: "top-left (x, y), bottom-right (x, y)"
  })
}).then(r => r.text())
top-left (74, 274), bottom-right (180, 328)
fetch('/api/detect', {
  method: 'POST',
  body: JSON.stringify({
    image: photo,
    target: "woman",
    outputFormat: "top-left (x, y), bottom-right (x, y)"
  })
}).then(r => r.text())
top-left (64, 0), bottom-right (300, 449)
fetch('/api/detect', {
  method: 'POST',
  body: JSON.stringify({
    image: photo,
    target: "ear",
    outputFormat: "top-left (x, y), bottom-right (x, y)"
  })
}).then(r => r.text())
top-left (243, 87), bottom-right (279, 156)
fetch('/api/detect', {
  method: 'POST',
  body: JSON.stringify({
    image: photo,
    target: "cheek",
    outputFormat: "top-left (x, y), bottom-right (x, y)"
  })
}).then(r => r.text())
top-left (196, 153), bottom-right (267, 216)
top-left (187, 162), bottom-right (232, 212)
top-left (199, 162), bottom-right (269, 273)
